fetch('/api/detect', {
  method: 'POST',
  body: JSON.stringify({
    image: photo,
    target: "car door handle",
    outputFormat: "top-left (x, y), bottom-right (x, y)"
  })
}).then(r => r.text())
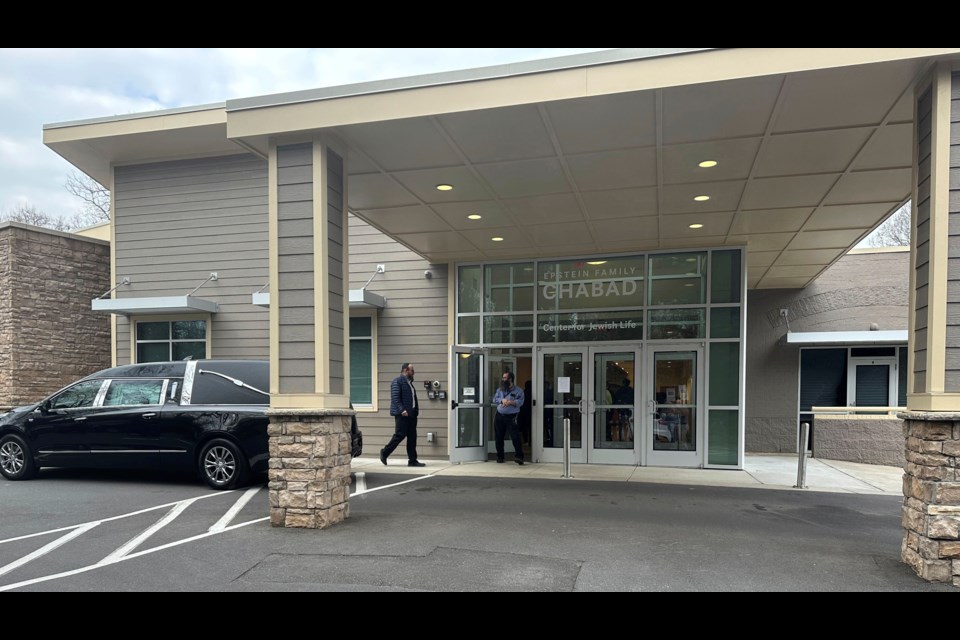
top-left (73, 416), bottom-right (87, 422)
top-left (142, 413), bottom-right (157, 419)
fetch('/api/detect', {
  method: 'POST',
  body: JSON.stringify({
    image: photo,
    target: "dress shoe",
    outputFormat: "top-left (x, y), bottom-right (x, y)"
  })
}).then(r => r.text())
top-left (408, 461), bottom-right (426, 467)
top-left (496, 458), bottom-right (505, 464)
top-left (380, 449), bottom-right (388, 466)
top-left (515, 459), bottom-right (524, 466)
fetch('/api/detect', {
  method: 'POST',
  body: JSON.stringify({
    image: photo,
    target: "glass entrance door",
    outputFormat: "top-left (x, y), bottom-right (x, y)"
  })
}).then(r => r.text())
top-left (538, 346), bottom-right (639, 464)
top-left (450, 347), bottom-right (486, 463)
top-left (647, 347), bottom-right (703, 467)
top-left (539, 349), bottom-right (585, 463)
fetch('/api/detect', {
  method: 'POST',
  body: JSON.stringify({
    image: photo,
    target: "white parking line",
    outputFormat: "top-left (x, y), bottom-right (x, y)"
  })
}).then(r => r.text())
top-left (0, 522), bottom-right (100, 579)
top-left (99, 498), bottom-right (199, 564)
top-left (0, 516), bottom-right (268, 592)
top-left (0, 490), bottom-right (237, 546)
top-left (352, 472), bottom-right (433, 496)
top-left (354, 472), bottom-right (367, 494)
top-left (208, 486), bottom-right (261, 533)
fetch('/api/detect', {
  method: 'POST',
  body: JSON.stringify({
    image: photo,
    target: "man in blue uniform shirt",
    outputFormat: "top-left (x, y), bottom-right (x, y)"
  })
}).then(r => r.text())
top-left (493, 370), bottom-right (525, 465)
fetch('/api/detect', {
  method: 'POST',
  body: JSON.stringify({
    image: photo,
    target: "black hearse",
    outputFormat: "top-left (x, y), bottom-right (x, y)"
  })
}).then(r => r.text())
top-left (0, 360), bottom-right (362, 489)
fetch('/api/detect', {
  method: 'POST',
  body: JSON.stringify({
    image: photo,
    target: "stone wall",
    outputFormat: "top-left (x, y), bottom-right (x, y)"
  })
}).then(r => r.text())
top-left (0, 223), bottom-right (111, 410)
top-left (900, 412), bottom-right (960, 586)
top-left (268, 409), bottom-right (353, 529)
top-left (813, 415), bottom-right (906, 466)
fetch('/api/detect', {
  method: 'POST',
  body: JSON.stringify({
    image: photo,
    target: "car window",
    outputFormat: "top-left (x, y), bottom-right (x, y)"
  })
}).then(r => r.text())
top-left (49, 380), bottom-right (104, 410)
top-left (102, 379), bottom-right (164, 407)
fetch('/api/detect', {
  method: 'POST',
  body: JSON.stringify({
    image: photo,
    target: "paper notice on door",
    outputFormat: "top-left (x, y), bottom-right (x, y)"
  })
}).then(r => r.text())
top-left (463, 386), bottom-right (475, 396)
top-left (557, 377), bottom-right (571, 393)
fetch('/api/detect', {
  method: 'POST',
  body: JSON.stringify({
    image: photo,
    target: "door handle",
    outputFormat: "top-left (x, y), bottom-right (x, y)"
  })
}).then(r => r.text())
top-left (578, 399), bottom-right (584, 414)
top-left (142, 413), bottom-right (157, 419)
top-left (451, 400), bottom-right (458, 410)
top-left (588, 399), bottom-right (596, 414)
top-left (73, 416), bottom-right (87, 422)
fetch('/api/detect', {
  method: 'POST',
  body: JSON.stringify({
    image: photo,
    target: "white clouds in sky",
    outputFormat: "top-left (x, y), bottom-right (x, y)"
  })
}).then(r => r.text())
top-left (0, 48), bottom-right (608, 217)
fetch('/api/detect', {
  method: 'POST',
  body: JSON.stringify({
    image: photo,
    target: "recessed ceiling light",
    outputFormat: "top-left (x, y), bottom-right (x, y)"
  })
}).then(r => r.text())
top-left (587, 261), bottom-right (607, 266)
top-left (689, 223), bottom-right (704, 229)
top-left (684, 283), bottom-right (695, 287)
top-left (698, 160), bottom-right (718, 168)
top-left (694, 195), bottom-right (710, 202)
top-left (467, 214), bottom-right (482, 220)
top-left (436, 184), bottom-right (454, 191)
top-left (491, 236), bottom-right (504, 242)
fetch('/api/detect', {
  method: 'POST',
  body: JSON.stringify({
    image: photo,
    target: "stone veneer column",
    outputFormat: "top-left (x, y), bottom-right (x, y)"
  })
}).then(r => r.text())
top-left (267, 409), bottom-right (354, 529)
top-left (900, 412), bottom-right (960, 586)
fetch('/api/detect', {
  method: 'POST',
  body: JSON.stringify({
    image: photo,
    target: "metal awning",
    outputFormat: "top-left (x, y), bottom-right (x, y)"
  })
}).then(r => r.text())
top-left (92, 296), bottom-right (219, 315)
top-left (251, 288), bottom-right (386, 309)
top-left (786, 330), bottom-right (907, 345)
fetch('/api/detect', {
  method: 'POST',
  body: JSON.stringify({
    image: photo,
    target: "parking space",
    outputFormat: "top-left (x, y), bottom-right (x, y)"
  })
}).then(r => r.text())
top-left (0, 467), bottom-right (951, 591)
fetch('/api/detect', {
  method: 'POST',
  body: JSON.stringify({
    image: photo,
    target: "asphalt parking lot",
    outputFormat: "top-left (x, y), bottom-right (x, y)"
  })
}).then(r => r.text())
top-left (0, 467), bottom-right (953, 591)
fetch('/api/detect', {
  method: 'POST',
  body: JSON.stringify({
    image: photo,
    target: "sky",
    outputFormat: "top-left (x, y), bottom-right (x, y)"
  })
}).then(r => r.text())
top-left (0, 48), bottom-right (609, 219)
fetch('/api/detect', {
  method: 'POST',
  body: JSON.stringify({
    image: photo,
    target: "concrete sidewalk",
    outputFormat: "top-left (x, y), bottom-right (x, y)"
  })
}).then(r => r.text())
top-left (353, 453), bottom-right (903, 495)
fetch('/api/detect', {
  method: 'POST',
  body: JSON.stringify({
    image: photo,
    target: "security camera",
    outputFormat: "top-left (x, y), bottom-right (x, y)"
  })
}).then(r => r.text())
top-left (424, 270), bottom-right (433, 279)
top-left (432, 380), bottom-right (442, 390)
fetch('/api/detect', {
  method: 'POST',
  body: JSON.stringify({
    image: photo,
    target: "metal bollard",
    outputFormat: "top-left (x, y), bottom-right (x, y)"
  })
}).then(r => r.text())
top-left (562, 417), bottom-right (572, 479)
top-left (794, 422), bottom-right (809, 489)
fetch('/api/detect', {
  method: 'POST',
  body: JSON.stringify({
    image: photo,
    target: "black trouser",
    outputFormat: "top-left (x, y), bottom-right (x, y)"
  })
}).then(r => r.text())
top-left (495, 412), bottom-right (523, 462)
top-left (383, 414), bottom-right (418, 462)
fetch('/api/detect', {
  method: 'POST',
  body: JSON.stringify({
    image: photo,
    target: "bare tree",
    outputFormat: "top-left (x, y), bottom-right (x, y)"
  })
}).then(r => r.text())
top-left (65, 170), bottom-right (110, 226)
top-left (0, 203), bottom-right (73, 231)
top-left (864, 202), bottom-right (911, 247)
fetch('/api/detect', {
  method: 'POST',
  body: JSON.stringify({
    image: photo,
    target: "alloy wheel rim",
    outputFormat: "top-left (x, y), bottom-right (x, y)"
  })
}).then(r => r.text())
top-left (0, 442), bottom-right (24, 475)
top-left (203, 446), bottom-right (235, 484)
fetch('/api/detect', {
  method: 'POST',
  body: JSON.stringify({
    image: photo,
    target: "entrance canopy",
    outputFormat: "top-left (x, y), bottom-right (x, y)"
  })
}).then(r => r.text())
top-left (45, 48), bottom-right (960, 289)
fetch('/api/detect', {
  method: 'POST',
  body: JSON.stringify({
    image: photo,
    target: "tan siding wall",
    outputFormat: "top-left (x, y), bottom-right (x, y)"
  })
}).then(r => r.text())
top-left (946, 73), bottom-right (960, 390)
top-left (114, 154), bottom-right (269, 365)
top-left (276, 144), bottom-right (315, 393)
top-left (348, 214), bottom-right (450, 458)
top-left (914, 86), bottom-right (933, 392)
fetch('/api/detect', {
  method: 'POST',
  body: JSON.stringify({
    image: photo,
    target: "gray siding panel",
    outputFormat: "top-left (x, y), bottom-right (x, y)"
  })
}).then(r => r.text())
top-left (327, 150), bottom-right (345, 392)
top-left (948, 88), bottom-right (960, 391)
top-left (277, 144), bottom-right (315, 393)
top-left (114, 154), bottom-right (269, 364)
top-left (347, 213), bottom-right (450, 457)
top-left (914, 86), bottom-right (934, 385)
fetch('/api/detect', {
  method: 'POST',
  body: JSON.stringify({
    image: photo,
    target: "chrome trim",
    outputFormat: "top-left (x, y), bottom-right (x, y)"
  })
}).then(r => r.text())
top-left (158, 450), bottom-right (188, 453)
top-left (197, 369), bottom-right (269, 397)
top-left (93, 379), bottom-right (110, 407)
top-left (182, 360), bottom-right (197, 405)
top-left (89, 450), bottom-right (160, 454)
top-left (37, 450), bottom-right (89, 454)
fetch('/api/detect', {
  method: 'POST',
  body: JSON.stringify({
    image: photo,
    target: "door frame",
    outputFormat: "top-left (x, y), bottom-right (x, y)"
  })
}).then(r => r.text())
top-left (449, 346), bottom-right (487, 463)
top-left (846, 356), bottom-right (897, 408)
top-left (536, 344), bottom-right (641, 465)
top-left (645, 343), bottom-right (704, 468)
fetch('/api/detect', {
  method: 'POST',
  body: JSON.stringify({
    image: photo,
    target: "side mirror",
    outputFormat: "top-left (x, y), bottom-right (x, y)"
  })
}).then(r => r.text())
top-left (39, 400), bottom-right (51, 415)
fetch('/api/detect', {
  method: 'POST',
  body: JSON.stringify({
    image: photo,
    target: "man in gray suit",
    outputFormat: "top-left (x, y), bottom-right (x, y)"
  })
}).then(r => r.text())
top-left (381, 363), bottom-right (425, 467)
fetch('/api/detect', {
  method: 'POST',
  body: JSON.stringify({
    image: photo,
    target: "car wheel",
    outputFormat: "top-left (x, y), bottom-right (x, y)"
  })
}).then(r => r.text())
top-left (0, 434), bottom-right (37, 481)
top-left (198, 439), bottom-right (248, 490)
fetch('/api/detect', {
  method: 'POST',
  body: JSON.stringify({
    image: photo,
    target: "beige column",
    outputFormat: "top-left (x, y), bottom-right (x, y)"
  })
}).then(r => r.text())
top-left (902, 63), bottom-right (960, 585)
top-left (267, 136), bottom-right (352, 529)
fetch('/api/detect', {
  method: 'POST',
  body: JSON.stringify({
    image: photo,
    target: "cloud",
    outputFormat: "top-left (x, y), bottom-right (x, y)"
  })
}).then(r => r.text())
top-left (0, 48), bottom-right (610, 218)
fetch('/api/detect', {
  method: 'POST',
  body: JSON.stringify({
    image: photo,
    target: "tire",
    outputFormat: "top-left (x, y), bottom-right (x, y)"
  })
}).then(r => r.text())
top-left (0, 434), bottom-right (37, 481)
top-left (198, 438), bottom-right (248, 490)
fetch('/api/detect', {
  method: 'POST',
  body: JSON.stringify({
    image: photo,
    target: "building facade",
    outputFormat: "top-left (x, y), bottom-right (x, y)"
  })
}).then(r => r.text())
top-left (0, 222), bottom-right (111, 411)
top-left (41, 48), bottom-right (960, 471)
